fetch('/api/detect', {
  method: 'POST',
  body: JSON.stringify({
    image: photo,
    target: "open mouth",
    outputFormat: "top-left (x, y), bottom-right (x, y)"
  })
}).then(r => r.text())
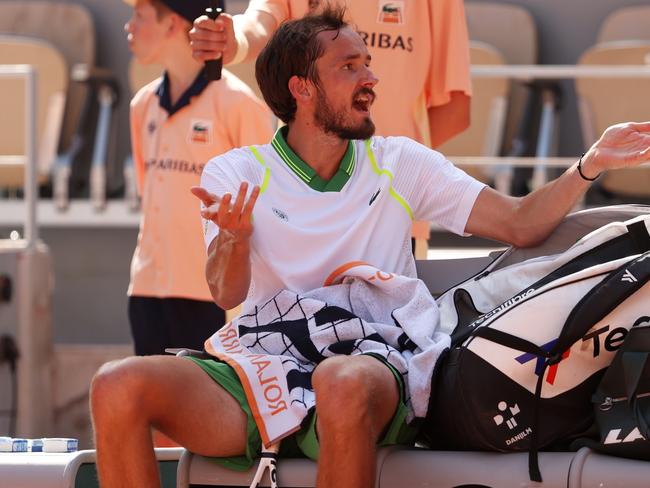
top-left (352, 91), bottom-right (375, 113)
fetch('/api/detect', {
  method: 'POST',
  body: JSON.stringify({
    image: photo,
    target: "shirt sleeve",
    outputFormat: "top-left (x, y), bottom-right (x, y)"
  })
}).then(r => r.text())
top-left (224, 88), bottom-right (275, 149)
top-left (129, 93), bottom-right (147, 197)
top-left (426, 0), bottom-right (472, 108)
top-left (214, 72), bottom-right (274, 149)
top-left (389, 137), bottom-right (486, 236)
top-left (245, 0), bottom-right (292, 25)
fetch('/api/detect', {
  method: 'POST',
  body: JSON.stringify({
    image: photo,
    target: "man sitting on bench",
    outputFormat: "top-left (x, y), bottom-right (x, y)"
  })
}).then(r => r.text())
top-left (90, 6), bottom-right (650, 488)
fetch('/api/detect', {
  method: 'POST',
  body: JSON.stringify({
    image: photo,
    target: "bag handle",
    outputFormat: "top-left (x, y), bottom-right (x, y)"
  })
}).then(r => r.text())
top-left (555, 252), bottom-right (650, 352)
top-left (620, 328), bottom-right (650, 439)
top-left (628, 355), bottom-right (650, 440)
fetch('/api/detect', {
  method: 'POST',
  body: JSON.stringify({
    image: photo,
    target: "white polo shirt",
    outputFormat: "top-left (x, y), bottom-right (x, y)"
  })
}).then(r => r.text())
top-left (201, 128), bottom-right (485, 311)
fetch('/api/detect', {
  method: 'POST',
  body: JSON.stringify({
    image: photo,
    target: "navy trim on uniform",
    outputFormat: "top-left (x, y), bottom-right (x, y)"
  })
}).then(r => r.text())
top-left (156, 67), bottom-right (210, 116)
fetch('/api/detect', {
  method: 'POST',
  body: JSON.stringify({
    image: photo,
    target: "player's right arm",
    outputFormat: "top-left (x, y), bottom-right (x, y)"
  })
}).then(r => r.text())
top-left (191, 183), bottom-right (260, 310)
top-left (190, 9), bottom-right (279, 65)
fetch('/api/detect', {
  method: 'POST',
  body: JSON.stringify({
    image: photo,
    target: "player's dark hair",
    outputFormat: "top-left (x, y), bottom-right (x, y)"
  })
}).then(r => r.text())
top-left (255, 4), bottom-right (348, 124)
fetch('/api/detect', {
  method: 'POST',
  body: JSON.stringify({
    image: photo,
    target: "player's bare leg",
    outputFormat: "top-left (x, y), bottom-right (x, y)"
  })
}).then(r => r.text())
top-left (90, 355), bottom-right (247, 488)
top-left (312, 355), bottom-right (400, 488)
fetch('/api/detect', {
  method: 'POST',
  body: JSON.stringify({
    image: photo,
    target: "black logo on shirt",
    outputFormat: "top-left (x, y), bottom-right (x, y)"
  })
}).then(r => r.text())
top-left (272, 207), bottom-right (289, 222)
top-left (369, 189), bottom-right (381, 206)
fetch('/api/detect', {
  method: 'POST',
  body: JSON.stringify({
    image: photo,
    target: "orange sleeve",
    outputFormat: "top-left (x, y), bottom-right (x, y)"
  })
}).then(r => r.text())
top-left (129, 95), bottom-right (146, 197)
top-left (427, 0), bottom-right (472, 108)
top-left (245, 0), bottom-right (291, 25)
top-left (224, 90), bottom-right (275, 148)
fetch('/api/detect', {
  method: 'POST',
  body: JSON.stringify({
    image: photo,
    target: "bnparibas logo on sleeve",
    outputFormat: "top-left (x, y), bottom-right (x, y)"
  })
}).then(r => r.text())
top-left (377, 1), bottom-right (405, 24)
top-left (188, 119), bottom-right (213, 144)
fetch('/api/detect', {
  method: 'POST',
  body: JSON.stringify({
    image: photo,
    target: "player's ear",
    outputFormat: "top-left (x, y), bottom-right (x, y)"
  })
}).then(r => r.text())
top-left (288, 75), bottom-right (313, 102)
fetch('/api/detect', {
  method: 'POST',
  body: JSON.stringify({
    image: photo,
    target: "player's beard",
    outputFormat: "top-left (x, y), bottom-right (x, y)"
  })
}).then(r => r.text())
top-left (314, 87), bottom-right (376, 140)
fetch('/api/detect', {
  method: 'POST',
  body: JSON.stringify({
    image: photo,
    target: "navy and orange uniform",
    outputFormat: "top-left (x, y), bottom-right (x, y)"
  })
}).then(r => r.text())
top-left (128, 68), bottom-right (274, 354)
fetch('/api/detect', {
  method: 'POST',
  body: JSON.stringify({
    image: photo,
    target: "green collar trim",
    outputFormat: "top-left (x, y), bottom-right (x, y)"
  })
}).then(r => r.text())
top-left (270, 127), bottom-right (355, 192)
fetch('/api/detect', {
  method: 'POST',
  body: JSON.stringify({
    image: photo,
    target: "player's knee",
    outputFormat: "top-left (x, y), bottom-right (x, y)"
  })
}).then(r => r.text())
top-left (90, 357), bottom-right (149, 423)
top-left (313, 357), bottom-right (373, 424)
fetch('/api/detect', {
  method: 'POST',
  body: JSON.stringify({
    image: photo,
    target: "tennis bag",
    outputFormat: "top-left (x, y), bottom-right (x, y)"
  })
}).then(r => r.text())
top-left (585, 323), bottom-right (650, 460)
top-left (422, 206), bottom-right (650, 482)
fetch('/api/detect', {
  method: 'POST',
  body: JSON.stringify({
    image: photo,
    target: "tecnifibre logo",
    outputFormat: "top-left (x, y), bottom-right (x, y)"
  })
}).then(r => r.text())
top-left (621, 269), bottom-right (638, 283)
top-left (514, 317), bottom-right (650, 386)
top-left (515, 339), bottom-right (570, 385)
top-left (469, 288), bottom-right (536, 329)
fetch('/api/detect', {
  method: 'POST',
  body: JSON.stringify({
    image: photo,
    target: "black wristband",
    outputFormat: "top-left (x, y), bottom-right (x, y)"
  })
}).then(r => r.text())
top-left (577, 153), bottom-right (599, 182)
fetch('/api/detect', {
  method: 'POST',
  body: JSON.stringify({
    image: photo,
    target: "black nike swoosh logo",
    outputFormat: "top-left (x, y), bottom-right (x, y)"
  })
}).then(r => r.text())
top-left (369, 189), bottom-right (381, 206)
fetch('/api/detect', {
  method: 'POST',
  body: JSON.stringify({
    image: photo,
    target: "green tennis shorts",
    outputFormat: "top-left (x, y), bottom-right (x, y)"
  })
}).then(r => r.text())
top-left (186, 354), bottom-right (418, 471)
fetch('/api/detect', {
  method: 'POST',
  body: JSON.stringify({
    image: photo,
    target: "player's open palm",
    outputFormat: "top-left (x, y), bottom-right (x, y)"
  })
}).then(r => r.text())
top-left (591, 121), bottom-right (650, 171)
top-left (191, 182), bottom-right (260, 241)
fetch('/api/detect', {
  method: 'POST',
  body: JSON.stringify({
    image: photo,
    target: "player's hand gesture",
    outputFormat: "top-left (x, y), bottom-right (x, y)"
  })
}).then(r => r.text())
top-left (191, 182), bottom-right (260, 242)
top-left (582, 121), bottom-right (650, 179)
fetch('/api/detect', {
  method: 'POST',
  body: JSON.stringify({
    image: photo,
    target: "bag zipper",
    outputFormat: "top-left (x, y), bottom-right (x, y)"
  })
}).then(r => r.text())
top-left (599, 392), bottom-right (650, 411)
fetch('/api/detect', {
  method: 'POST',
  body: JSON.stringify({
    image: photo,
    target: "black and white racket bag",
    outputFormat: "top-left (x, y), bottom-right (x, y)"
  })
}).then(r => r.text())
top-left (422, 205), bottom-right (650, 481)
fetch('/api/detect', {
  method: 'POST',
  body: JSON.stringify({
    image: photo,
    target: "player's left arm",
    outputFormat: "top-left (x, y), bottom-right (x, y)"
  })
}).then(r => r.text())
top-left (465, 121), bottom-right (650, 247)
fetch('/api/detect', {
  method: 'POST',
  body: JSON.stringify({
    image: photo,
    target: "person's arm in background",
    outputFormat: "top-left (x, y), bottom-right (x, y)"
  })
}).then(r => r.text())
top-left (427, 0), bottom-right (472, 148)
top-left (191, 183), bottom-right (259, 310)
top-left (428, 92), bottom-right (470, 149)
top-left (465, 122), bottom-right (650, 247)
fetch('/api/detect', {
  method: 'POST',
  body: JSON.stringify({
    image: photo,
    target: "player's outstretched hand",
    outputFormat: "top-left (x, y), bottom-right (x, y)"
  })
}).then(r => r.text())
top-left (582, 121), bottom-right (650, 179)
top-left (191, 182), bottom-right (260, 241)
top-left (190, 13), bottom-right (237, 64)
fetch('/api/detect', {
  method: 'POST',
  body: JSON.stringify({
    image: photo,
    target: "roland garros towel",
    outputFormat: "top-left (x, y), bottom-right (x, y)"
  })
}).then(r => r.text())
top-left (204, 262), bottom-right (450, 446)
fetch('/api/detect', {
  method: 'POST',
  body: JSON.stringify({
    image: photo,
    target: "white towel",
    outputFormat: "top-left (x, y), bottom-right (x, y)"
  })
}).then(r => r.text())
top-left (205, 262), bottom-right (450, 447)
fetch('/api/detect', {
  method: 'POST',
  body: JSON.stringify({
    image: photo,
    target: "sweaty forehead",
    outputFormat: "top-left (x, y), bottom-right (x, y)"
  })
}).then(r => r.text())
top-left (316, 26), bottom-right (369, 61)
